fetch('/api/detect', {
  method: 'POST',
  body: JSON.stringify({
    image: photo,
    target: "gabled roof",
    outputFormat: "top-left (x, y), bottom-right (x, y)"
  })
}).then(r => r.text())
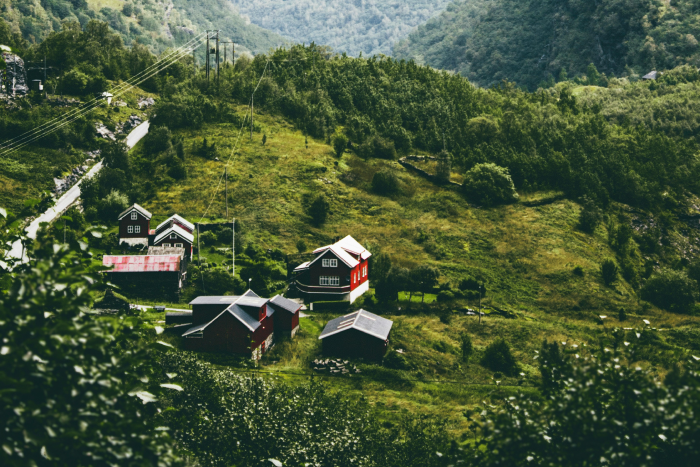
top-left (294, 261), bottom-right (310, 272)
top-left (228, 304), bottom-right (262, 331)
top-left (642, 71), bottom-right (660, 80)
top-left (318, 309), bottom-right (393, 341)
top-left (182, 322), bottom-right (207, 337)
top-left (309, 245), bottom-right (359, 268)
top-left (243, 289), bottom-right (260, 298)
top-left (236, 296), bottom-right (268, 308)
top-left (103, 255), bottom-right (180, 272)
top-left (269, 295), bottom-right (302, 314)
top-left (156, 214), bottom-right (195, 233)
top-left (118, 203), bottom-right (152, 220)
top-left (308, 235), bottom-right (371, 269)
top-left (154, 224), bottom-right (194, 245)
top-left (189, 295), bottom-right (241, 305)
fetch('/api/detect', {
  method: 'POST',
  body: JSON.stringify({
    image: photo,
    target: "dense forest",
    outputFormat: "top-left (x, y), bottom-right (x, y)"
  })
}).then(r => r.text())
top-left (231, 0), bottom-right (451, 56)
top-left (394, 0), bottom-right (700, 89)
top-left (0, 0), bottom-right (283, 53)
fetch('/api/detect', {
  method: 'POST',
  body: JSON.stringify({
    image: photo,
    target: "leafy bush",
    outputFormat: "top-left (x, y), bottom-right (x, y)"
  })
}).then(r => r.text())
top-left (468, 346), bottom-right (700, 466)
top-left (384, 350), bottom-right (410, 370)
top-left (577, 197), bottom-right (602, 233)
top-left (437, 290), bottom-right (454, 302)
top-left (199, 230), bottom-right (217, 246)
top-left (460, 333), bottom-right (473, 362)
top-left (159, 352), bottom-right (449, 467)
top-left (309, 194), bottom-right (330, 225)
top-left (435, 149), bottom-right (452, 183)
top-left (372, 170), bottom-right (400, 196)
top-left (480, 339), bottom-right (519, 376)
top-left (357, 136), bottom-right (396, 160)
top-left (641, 269), bottom-right (698, 313)
top-left (101, 189), bottom-right (129, 221)
top-left (462, 163), bottom-right (519, 206)
top-left (296, 239), bottom-right (307, 253)
top-left (573, 265), bottom-right (584, 276)
top-left (0, 232), bottom-right (178, 466)
top-left (102, 140), bottom-right (130, 171)
top-left (600, 258), bottom-right (619, 286)
top-left (143, 125), bottom-right (173, 156)
top-left (332, 132), bottom-right (348, 158)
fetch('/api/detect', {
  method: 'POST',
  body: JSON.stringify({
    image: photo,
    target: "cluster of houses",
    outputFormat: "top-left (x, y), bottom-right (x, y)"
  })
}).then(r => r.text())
top-left (103, 204), bottom-right (393, 361)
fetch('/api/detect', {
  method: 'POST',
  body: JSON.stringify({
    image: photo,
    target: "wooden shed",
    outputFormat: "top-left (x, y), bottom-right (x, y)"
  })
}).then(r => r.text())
top-left (318, 309), bottom-right (393, 361)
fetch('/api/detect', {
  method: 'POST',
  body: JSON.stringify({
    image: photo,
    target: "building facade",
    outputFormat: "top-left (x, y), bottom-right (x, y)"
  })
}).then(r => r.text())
top-left (118, 204), bottom-right (153, 247)
top-left (182, 291), bottom-right (302, 359)
top-left (318, 309), bottom-right (393, 361)
top-left (293, 235), bottom-right (371, 303)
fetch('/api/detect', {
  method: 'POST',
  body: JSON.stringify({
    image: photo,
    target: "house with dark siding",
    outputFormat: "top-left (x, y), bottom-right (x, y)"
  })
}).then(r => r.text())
top-left (103, 252), bottom-right (185, 296)
top-left (118, 204), bottom-right (153, 247)
top-left (182, 291), bottom-right (302, 359)
top-left (293, 235), bottom-right (371, 303)
top-left (318, 309), bottom-right (393, 361)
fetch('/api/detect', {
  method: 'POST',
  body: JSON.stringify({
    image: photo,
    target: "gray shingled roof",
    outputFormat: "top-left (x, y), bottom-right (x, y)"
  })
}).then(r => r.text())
top-left (243, 289), bottom-right (260, 298)
top-left (189, 296), bottom-right (241, 305)
top-left (236, 296), bottom-right (269, 308)
top-left (270, 295), bottom-right (302, 313)
top-left (182, 322), bottom-right (207, 337)
top-left (229, 305), bottom-right (261, 331)
top-left (318, 309), bottom-right (393, 341)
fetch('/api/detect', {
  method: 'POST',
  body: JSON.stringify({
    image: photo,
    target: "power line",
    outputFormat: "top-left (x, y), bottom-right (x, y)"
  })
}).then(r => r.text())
top-left (0, 33), bottom-right (208, 156)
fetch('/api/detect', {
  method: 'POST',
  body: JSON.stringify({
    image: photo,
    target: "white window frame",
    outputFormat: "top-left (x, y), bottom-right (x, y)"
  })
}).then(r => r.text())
top-left (130, 212), bottom-right (137, 220)
top-left (170, 233), bottom-right (177, 239)
top-left (162, 243), bottom-right (171, 247)
top-left (319, 276), bottom-right (340, 286)
top-left (322, 258), bottom-right (338, 268)
top-left (127, 225), bottom-right (134, 234)
top-left (174, 243), bottom-right (183, 248)
top-left (134, 225), bottom-right (141, 234)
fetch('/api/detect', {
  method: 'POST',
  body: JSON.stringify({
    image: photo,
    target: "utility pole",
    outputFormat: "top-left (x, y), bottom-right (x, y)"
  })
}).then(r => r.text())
top-left (44, 55), bottom-right (47, 98)
top-left (250, 94), bottom-right (254, 140)
top-left (225, 166), bottom-right (228, 219)
top-left (205, 33), bottom-right (210, 81)
top-left (197, 223), bottom-right (201, 265)
top-left (478, 285), bottom-right (482, 324)
top-left (215, 30), bottom-right (220, 83)
top-left (192, 46), bottom-right (196, 78)
top-left (232, 217), bottom-right (235, 278)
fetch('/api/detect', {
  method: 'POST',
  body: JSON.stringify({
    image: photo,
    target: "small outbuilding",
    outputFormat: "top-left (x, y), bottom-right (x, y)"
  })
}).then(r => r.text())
top-left (103, 253), bottom-right (185, 297)
top-left (642, 71), bottom-right (661, 80)
top-left (318, 309), bottom-right (393, 361)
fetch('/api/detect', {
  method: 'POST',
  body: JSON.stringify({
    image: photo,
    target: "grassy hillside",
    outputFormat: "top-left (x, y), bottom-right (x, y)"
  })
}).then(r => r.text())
top-left (231, 0), bottom-right (452, 57)
top-left (394, 0), bottom-right (700, 89)
top-left (98, 106), bottom-right (700, 437)
top-left (0, 0), bottom-right (283, 53)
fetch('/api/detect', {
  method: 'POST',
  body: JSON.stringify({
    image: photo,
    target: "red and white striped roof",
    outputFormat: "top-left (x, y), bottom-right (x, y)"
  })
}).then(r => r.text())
top-left (103, 255), bottom-right (181, 272)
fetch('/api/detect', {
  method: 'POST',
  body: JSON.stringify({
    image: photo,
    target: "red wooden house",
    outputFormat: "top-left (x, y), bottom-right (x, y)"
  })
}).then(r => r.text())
top-left (182, 290), bottom-right (302, 359)
top-left (293, 235), bottom-right (371, 303)
top-left (318, 309), bottom-right (393, 361)
top-left (118, 204), bottom-right (153, 247)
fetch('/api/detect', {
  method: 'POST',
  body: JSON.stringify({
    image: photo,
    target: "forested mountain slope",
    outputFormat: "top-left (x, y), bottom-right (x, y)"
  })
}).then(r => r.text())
top-left (0, 0), bottom-right (284, 53)
top-left (231, 0), bottom-right (451, 56)
top-left (394, 0), bottom-right (700, 89)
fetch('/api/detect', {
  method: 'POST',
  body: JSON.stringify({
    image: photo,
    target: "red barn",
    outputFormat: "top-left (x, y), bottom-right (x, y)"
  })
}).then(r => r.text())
top-left (318, 309), bottom-right (393, 361)
top-left (183, 290), bottom-right (302, 359)
top-left (103, 253), bottom-right (185, 296)
top-left (118, 204), bottom-right (152, 247)
top-left (293, 235), bottom-right (371, 303)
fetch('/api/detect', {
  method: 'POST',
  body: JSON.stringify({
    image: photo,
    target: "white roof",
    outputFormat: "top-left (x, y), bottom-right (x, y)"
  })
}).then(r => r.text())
top-left (308, 235), bottom-right (370, 269)
top-left (154, 224), bottom-right (194, 244)
top-left (118, 203), bottom-right (152, 220)
top-left (294, 261), bottom-right (310, 271)
top-left (156, 214), bottom-right (194, 233)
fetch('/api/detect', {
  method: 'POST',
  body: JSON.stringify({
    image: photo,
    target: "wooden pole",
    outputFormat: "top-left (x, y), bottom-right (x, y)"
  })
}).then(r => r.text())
top-left (231, 217), bottom-right (236, 277)
top-left (225, 166), bottom-right (228, 219)
top-left (250, 95), bottom-right (254, 140)
top-left (216, 30), bottom-right (220, 83)
top-left (206, 33), bottom-right (209, 81)
top-left (478, 285), bottom-right (482, 324)
top-left (197, 224), bottom-right (201, 265)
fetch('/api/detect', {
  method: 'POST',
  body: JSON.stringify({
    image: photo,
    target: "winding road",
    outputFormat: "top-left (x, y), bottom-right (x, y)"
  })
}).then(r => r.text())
top-left (5, 121), bottom-right (150, 263)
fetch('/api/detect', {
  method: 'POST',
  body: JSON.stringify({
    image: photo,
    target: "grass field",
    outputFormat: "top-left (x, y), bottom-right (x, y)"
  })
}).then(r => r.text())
top-left (108, 105), bottom-right (700, 438)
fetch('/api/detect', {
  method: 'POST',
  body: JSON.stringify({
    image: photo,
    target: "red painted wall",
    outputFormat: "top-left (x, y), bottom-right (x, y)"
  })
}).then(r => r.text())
top-left (273, 310), bottom-right (299, 333)
top-left (185, 312), bottom-right (252, 354)
top-left (119, 212), bottom-right (150, 238)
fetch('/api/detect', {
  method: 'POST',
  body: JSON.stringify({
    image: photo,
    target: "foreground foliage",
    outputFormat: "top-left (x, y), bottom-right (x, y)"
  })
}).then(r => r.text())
top-left (158, 352), bottom-right (450, 467)
top-left (0, 222), bottom-right (179, 466)
top-left (469, 344), bottom-right (700, 466)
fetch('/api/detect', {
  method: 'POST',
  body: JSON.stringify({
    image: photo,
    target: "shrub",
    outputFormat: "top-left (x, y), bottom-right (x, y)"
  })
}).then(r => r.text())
top-left (62, 69), bottom-right (89, 95)
top-left (143, 125), bottom-right (172, 156)
top-left (618, 307), bottom-right (627, 321)
top-left (100, 190), bottom-right (129, 221)
top-left (357, 136), bottom-right (396, 160)
top-left (460, 333), bottom-right (473, 362)
top-left (462, 163), bottom-right (519, 206)
top-left (296, 239), bottom-right (307, 253)
top-left (309, 194), bottom-right (330, 225)
top-left (480, 339), bottom-right (519, 376)
top-left (384, 350), bottom-right (409, 370)
top-left (467, 348), bottom-right (700, 466)
top-left (641, 269), bottom-right (698, 313)
top-left (437, 290), bottom-right (454, 302)
top-left (600, 258), bottom-right (619, 286)
top-left (199, 230), bottom-right (217, 246)
top-left (577, 197), bottom-right (602, 233)
top-left (433, 340), bottom-right (455, 354)
top-left (573, 265), bottom-right (584, 276)
top-left (371, 170), bottom-right (400, 196)
top-left (459, 277), bottom-right (486, 296)
top-left (332, 133), bottom-right (348, 158)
